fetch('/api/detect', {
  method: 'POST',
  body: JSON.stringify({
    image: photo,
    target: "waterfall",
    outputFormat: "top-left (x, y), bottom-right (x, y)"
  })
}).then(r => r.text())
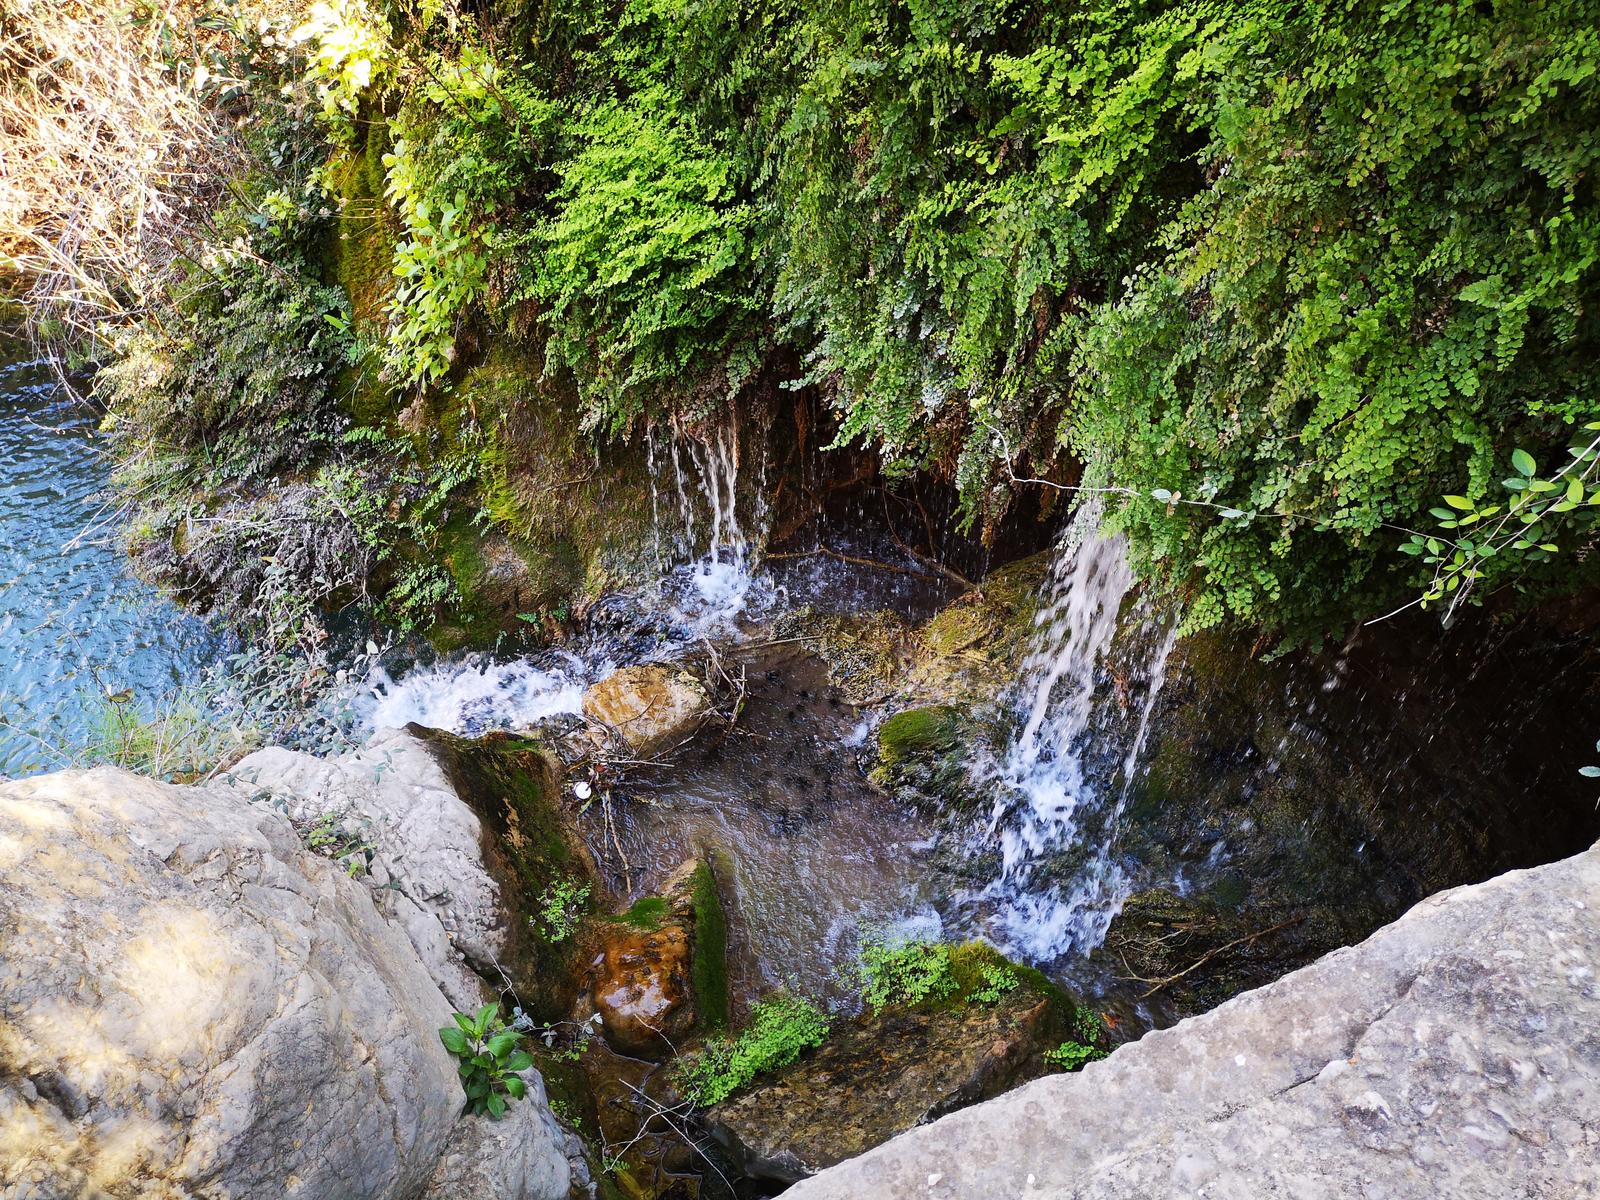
top-left (357, 654), bottom-right (589, 735)
top-left (354, 415), bottom-right (774, 740)
top-left (648, 417), bottom-right (772, 634)
top-left (981, 503), bottom-right (1179, 961)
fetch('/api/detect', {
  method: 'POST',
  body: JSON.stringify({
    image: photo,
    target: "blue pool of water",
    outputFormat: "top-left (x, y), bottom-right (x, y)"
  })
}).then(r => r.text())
top-left (0, 344), bottom-right (224, 777)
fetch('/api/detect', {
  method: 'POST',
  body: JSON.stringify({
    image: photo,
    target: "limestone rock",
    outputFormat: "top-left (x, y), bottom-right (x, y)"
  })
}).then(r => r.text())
top-left (223, 727), bottom-right (501, 1012)
top-left (583, 664), bottom-right (711, 754)
top-left (225, 726), bottom-right (592, 1022)
top-left (789, 841), bottom-right (1600, 1200)
top-left (708, 979), bottom-right (1063, 1185)
top-left (0, 765), bottom-right (571, 1199)
top-left (423, 1071), bottom-right (572, 1200)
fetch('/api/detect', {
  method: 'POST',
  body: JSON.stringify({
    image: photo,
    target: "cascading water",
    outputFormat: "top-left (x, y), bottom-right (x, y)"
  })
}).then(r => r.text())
top-left (355, 416), bottom-right (772, 737)
top-left (980, 503), bottom-right (1179, 962)
top-left (357, 653), bottom-right (590, 735)
top-left (666, 424), bottom-right (765, 632)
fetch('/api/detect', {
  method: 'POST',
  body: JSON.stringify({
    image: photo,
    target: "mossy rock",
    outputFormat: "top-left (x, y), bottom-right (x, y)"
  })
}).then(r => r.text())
top-left (877, 704), bottom-right (964, 765)
top-left (418, 727), bottom-right (596, 1021)
top-left (774, 607), bottom-right (913, 705)
top-left (903, 553), bottom-right (1051, 704)
top-left (404, 340), bottom-right (659, 643)
top-left (871, 704), bottom-right (989, 814)
top-left (706, 942), bottom-right (1089, 1186)
top-left (609, 895), bottom-right (671, 930)
top-left (779, 555), bottom-right (1052, 712)
top-left (322, 121), bottom-right (400, 429)
top-left (576, 858), bottom-right (730, 1058)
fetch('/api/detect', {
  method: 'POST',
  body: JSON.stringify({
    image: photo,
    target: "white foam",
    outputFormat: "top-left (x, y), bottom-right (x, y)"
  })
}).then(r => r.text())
top-left (978, 502), bottom-right (1179, 962)
top-left (358, 655), bottom-right (588, 735)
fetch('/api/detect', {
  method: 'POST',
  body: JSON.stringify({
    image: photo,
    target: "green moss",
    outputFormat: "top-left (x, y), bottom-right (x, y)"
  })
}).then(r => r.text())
top-left (429, 515), bottom-right (505, 651)
top-left (609, 895), bottom-right (670, 929)
top-left (877, 705), bottom-right (964, 765)
top-left (690, 860), bottom-right (730, 1033)
top-left (1208, 870), bottom-right (1249, 910)
top-left (872, 704), bottom-right (985, 813)
top-left (440, 513), bottom-right (488, 596)
top-left (322, 126), bottom-right (400, 428)
top-left (948, 942), bottom-right (1065, 1009)
top-left (421, 730), bottom-right (594, 1020)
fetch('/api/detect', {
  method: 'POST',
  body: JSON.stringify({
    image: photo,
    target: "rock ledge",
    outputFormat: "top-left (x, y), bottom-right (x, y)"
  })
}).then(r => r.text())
top-left (791, 841), bottom-right (1600, 1200)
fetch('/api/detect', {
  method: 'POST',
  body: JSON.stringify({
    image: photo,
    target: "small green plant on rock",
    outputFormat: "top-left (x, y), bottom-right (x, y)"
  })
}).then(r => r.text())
top-left (533, 878), bottom-right (590, 943)
top-left (1046, 1007), bottom-right (1109, 1072)
top-left (676, 995), bottom-right (830, 1107)
top-left (858, 936), bottom-right (958, 1012)
top-left (301, 812), bottom-right (374, 877)
top-left (1045, 1040), bottom-right (1105, 1072)
top-left (969, 961), bottom-right (1020, 1006)
top-left (440, 1003), bottom-right (534, 1119)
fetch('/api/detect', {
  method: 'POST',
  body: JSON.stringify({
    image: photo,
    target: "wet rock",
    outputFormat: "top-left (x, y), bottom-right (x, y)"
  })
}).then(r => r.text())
top-left (876, 705), bottom-right (965, 766)
top-left (0, 766), bottom-right (570, 1199)
top-left (705, 948), bottom-right (1073, 1185)
top-left (578, 862), bottom-right (714, 1058)
top-left (789, 840), bottom-right (1600, 1200)
top-left (583, 918), bottom-right (695, 1058)
top-left (584, 665), bottom-right (712, 755)
top-left (426, 729), bottom-right (599, 1020)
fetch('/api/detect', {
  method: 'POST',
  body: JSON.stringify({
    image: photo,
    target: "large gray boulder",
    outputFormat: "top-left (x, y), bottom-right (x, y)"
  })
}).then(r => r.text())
top-left (223, 727), bottom-right (506, 1012)
top-left (790, 841), bottom-right (1600, 1199)
top-left (0, 765), bottom-right (570, 1199)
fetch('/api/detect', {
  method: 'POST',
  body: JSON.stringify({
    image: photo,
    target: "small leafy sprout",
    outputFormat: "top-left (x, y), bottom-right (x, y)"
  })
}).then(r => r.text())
top-left (301, 812), bottom-right (373, 877)
top-left (857, 935), bottom-right (957, 1012)
top-left (1045, 1039), bottom-right (1106, 1071)
top-left (439, 1003), bottom-right (534, 1119)
top-left (537, 1011), bottom-right (602, 1062)
top-left (532, 878), bottom-right (590, 943)
top-left (1047, 1006), bottom-right (1110, 1071)
top-left (1398, 424), bottom-right (1600, 619)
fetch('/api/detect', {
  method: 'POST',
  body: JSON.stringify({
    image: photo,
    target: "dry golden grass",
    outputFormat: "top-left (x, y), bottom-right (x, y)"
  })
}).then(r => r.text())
top-left (0, 1), bottom-right (264, 349)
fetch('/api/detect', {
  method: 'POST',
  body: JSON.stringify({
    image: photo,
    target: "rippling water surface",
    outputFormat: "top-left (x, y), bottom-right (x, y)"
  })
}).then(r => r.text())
top-left (0, 345), bottom-right (223, 777)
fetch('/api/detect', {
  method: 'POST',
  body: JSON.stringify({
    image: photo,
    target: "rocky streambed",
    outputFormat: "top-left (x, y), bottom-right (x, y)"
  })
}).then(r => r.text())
top-left (3, 348), bottom-right (1598, 1197)
top-left (4, 525), bottom-right (1597, 1198)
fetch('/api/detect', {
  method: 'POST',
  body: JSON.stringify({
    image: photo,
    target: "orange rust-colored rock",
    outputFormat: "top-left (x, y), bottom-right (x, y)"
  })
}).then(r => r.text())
top-left (578, 861), bottom-right (703, 1058)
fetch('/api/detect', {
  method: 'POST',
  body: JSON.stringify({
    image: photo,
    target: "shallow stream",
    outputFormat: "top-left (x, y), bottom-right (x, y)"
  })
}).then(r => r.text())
top-left (0, 344), bottom-right (223, 777)
top-left (7, 344), bottom-right (1594, 1047)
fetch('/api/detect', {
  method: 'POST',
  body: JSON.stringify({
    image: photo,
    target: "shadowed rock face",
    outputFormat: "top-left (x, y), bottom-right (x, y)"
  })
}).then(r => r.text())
top-left (786, 839), bottom-right (1600, 1200)
top-left (1100, 611), bottom-right (1600, 1016)
top-left (0, 765), bottom-right (571, 1200)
